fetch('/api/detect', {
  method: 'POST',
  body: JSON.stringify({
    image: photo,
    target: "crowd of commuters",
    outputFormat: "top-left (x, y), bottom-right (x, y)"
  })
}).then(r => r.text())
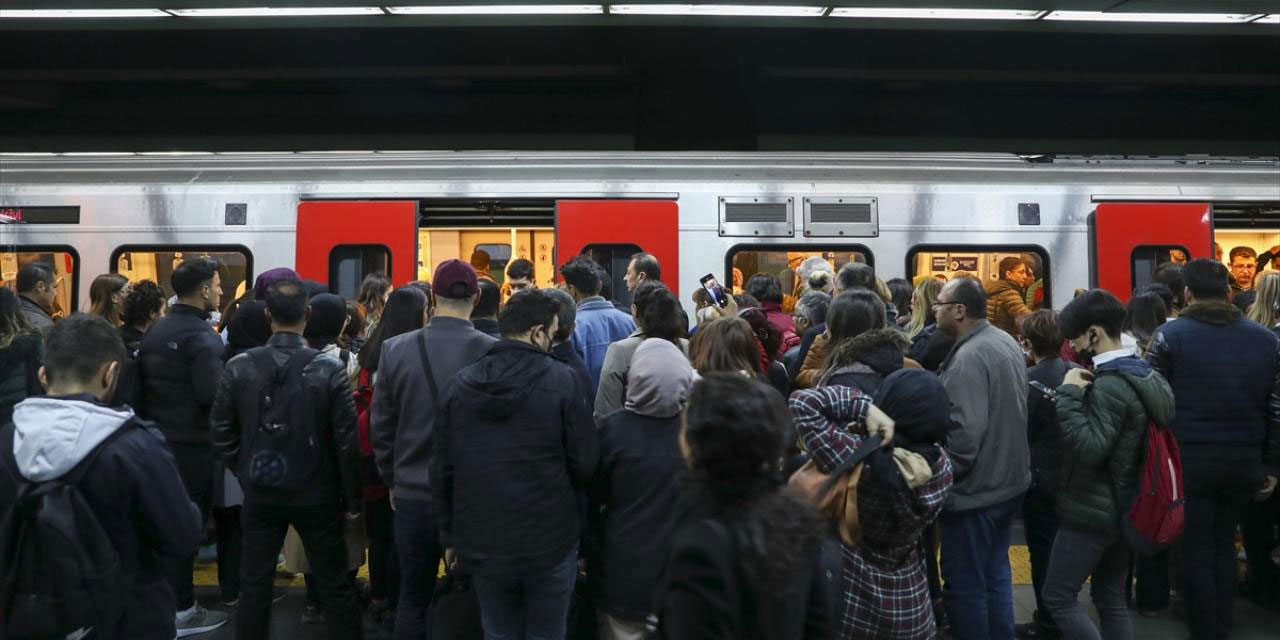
top-left (1, 246), bottom-right (1279, 640)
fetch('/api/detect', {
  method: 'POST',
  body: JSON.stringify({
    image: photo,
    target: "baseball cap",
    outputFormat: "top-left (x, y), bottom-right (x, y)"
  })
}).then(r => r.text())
top-left (434, 259), bottom-right (480, 299)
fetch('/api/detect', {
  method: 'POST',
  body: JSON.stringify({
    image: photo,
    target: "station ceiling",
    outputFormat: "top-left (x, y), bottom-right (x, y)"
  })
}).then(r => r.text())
top-left (2, 1), bottom-right (1278, 155)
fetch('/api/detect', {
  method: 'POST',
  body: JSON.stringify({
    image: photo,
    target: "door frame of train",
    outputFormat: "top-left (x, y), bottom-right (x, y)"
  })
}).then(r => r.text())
top-left (1090, 202), bottom-right (1213, 302)
top-left (295, 201), bottom-right (418, 287)
top-left (554, 200), bottom-right (680, 296)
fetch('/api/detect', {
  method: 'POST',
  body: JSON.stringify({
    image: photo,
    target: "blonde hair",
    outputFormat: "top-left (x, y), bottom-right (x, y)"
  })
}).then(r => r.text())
top-left (906, 278), bottom-right (943, 337)
top-left (873, 277), bottom-right (892, 304)
top-left (1248, 272), bottom-right (1280, 328)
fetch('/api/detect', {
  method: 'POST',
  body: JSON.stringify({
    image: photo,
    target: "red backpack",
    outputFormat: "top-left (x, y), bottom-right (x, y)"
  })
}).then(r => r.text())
top-left (1117, 417), bottom-right (1185, 556)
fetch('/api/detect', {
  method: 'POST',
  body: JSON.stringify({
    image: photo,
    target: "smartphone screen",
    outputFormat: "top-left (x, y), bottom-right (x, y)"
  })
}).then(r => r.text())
top-left (699, 273), bottom-right (730, 308)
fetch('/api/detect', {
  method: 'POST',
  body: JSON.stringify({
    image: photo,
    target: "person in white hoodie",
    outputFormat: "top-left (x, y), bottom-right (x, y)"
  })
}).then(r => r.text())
top-left (0, 313), bottom-right (205, 639)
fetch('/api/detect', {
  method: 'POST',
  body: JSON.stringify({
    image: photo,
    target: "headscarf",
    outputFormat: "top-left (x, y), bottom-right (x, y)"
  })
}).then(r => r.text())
top-left (253, 268), bottom-right (299, 300)
top-left (304, 293), bottom-right (347, 346)
top-left (625, 338), bottom-right (694, 418)
top-left (867, 368), bottom-right (954, 495)
top-left (224, 300), bottom-right (271, 361)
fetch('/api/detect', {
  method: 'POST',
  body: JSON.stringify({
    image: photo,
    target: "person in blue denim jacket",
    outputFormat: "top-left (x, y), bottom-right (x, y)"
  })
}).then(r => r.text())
top-left (561, 256), bottom-right (636, 397)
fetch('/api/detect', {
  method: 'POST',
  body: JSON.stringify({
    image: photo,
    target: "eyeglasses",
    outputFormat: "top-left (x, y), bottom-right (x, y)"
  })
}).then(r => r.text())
top-left (932, 301), bottom-right (962, 311)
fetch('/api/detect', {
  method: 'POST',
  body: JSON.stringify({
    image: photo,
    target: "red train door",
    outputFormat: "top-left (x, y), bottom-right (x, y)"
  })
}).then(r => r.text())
top-left (555, 200), bottom-right (680, 296)
top-left (1092, 202), bottom-right (1212, 302)
top-left (295, 201), bottom-right (418, 289)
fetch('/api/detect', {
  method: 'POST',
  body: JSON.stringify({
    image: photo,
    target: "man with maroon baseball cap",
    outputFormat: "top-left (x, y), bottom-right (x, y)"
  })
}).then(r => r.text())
top-left (369, 258), bottom-right (496, 638)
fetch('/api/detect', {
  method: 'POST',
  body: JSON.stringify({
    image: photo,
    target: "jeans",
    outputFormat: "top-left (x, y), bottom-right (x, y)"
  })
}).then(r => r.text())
top-left (1180, 456), bottom-right (1258, 640)
top-left (393, 496), bottom-right (443, 640)
top-left (165, 442), bottom-right (213, 611)
top-left (1023, 489), bottom-right (1060, 629)
top-left (1042, 525), bottom-right (1131, 640)
top-left (472, 545), bottom-right (579, 640)
top-left (212, 505), bottom-right (241, 603)
top-left (239, 501), bottom-right (363, 640)
top-left (940, 496), bottom-right (1018, 640)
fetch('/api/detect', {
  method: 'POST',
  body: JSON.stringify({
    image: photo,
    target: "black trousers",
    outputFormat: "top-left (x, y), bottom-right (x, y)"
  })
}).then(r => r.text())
top-left (1023, 488), bottom-right (1059, 628)
top-left (1180, 456), bottom-right (1258, 640)
top-left (365, 496), bottom-right (400, 604)
top-left (212, 506), bottom-right (241, 602)
top-left (240, 501), bottom-right (363, 640)
top-left (165, 442), bottom-right (213, 612)
top-left (1241, 492), bottom-right (1280, 603)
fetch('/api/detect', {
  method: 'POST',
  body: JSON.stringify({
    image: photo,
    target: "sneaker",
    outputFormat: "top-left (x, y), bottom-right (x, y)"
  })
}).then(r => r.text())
top-left (175, 605), bottom-right (229, 637)
top-left (302, 604), bottom-right (324, 624)
top-left (1015, 622), bottom-right (1060, 639)
top-left (273, 588), bottom-right (288, 603)
top-left (219, 598), bottom-right (239, 608)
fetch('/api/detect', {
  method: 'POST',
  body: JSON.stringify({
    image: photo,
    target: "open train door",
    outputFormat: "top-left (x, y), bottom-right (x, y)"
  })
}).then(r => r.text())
top-left (555, 200), bottom-right (680, 305)
top-left (295, 201), bottom-right (418, 297)
top-left (1092, 202), bottom-right (1212, 302)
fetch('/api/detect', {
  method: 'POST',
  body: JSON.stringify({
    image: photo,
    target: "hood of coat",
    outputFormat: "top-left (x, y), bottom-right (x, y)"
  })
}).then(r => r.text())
top-left (1096, 357), bottom-right (1176, 427)
top-left (454, 339), bottom-right (554, 420)
top-left (12, 395), bottom-right (133, 482)
top-left (1179, 301), bottom-right (1242, 327)
top-left (827, 327), bottom-right (910, 375)
top-left (624, 338), bottom-right (693, 419)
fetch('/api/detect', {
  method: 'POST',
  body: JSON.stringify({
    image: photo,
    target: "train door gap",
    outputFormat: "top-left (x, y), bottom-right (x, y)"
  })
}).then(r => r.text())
top-left (1211, 202), bottom-right (1280, 294)
top-left (417, 198), bottom-right (558, 288)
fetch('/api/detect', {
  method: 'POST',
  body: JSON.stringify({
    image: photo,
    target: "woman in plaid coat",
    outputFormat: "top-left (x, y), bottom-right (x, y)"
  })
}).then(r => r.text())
top-left (791, 369), bottom-right (955, 639)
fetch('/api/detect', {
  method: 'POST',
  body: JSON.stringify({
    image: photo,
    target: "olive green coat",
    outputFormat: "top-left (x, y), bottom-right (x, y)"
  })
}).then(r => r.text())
top-left (1054, 363), bottom-right (1176, 534)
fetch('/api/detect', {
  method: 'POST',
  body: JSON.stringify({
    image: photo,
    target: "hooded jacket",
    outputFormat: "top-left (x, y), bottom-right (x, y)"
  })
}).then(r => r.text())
top-left (594, 329), bottom-right (690, 420)
top-left (0, 332), bottom-right (42, 425)
top-left (984, 278), bottom-right (1032, 337)
top-left (590, 339), bottom-right (692, 620)
top-left (137, 304), bottom-right (226, 445)
top-left (1146, 301), bottom-right (1280, 470)
top-left (17, 295), bottom-right (54, 336)
top-left (818, 327), bottom-right (911, 395)
top-left (0, 396), bottom-right (202, 640)
top-left (432, 339), bottom-right (598, 576)
top-left (1055, 353), bottom-right (1176, 534)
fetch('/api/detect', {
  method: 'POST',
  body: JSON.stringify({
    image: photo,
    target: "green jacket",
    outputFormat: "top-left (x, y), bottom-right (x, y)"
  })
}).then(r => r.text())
top-left (1054, 355), bottom-right (1175, 534)
top-left (984, 279), bottom-right (1031, 337)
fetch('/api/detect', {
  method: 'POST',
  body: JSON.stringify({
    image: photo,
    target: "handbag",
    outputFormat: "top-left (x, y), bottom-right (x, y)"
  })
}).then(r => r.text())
top-left (787, 434), bottom-right (883, 547)
top-left (427, 570), bottom-right (485, 640)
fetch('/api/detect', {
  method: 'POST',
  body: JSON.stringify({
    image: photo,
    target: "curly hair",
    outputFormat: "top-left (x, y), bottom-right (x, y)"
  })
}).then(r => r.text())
top-left (120, 280), bottom-right (166, 329)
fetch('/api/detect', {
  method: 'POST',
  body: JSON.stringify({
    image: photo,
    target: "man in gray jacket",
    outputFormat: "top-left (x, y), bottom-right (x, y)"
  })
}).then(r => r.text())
top-left (16, 263), bottom-right (57, 335)
top-left (934, 277), bottom-right (1030, 640)
top-left (370, 259), bottom-right (496, 640)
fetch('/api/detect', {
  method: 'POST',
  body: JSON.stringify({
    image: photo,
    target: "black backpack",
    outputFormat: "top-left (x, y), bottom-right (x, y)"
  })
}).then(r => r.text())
top-left (0, 422), bottom-right (131, 640)
top-left (241, 347), bottom-right (323, 492)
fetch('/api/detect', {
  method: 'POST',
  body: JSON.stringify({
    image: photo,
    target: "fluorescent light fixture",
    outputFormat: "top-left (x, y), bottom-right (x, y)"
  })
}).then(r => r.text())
top-left (169, 7), bottom-right (385, 17)
top-left (1043, 11), bottom-right (1256, 24)
top-left (386, 5), bottom-right (603, 15)
top-left (829, 8), bottom-right (1043, 20)
top-left (1251, 14), bottom-right (1279, 24)
top-left (0, 9), bottom-right (170, 19)
top-left (0, 152), bottom-right (58, 157)
top-left (137, 151), bottom-right (217, 156)
top-left (609, 4), bottom-right (826, 17)
top-left (59, 152), bottom-right (138, 157)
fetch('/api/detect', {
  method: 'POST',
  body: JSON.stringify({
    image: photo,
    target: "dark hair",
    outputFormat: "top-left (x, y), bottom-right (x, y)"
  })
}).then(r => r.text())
top-left (356, 273), bottom-right (391, 320)
top-left (472, 279), bottom-right (500, 319)
top-left (639, 287), bottom-right (685, 345)
top-left (745, 273), bottom-right (783, 304)
top-left (16, 262), bottom-right (54, 293)
top-left (886, 278), bottom-right (913, 320)
top-left (0, 287), bottom-right (33, 346)
top-left (738, 307), bottom-right (781, 365)
top-left (1229, 246), bottom-right (1257, 262)
top-left (358, 286), bottom-right (428, 371)
top-left (1124, 291), bottom-right (1168, 348)
top-left (499, 288), bottom-right (561, 338)
top-left (506, 258), bottom-right (535, 281)
top-left (42, 313), bottom-right (126, 387)
top-left (597, 265), bottom-right (615, 301)
top-left (264, 279), bottom-right (309, 325)
top-left (344, 302), bottom-right (366, 340)
top-left (88, 273), bottom-right (129, 325)
top-left (826, 290), bottom-right (885, 343)
top-left (631, 252), bottom-right (661, 282)
top-left (1153, 263), bottom-right (1186, 309)
top-left (689, 317), bottom-right (761, 375)
top-left (171, 258), bottom-right (219, 297)
top-left (469, 249), bottom-right (491, 271)
top-left (1183, 258), bottom-right (1230, 301)
top-left (121, 280), bottom-right (166, 329)
top-left (1021, 309), bottom-right (1063, 358)
top-left (945, 278), bottom-right (987, 319)
top-left (794, 290), bottom-right (831, 328)
top-left (543, 287), bottom-right (578, 343)
top-left (1058, 288), bottom-right (1126, 340)
top-left (836, 262), bottom-right (875, 292)
top-left (1139, 283), bottom-right (1175, 317)
top-left (998, 256), bottom-right (1027, 280)
top-left (734, 293), bottom-right (760, 309)
top-left (560, 256), bottom-right (602, 296)
top-left (304, 293), bottom-right (348, 348)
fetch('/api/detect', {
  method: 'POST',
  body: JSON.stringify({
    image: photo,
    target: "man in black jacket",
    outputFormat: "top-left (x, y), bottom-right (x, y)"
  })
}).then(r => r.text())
top-left (1145, 259), bottom-right (1280, 640)
top-left (432, 288), bottom-right (598, 640)
top-left (0, 313), bottom-right (204, 640)
top-left (136, 257), bottom-right (229, 634)
top-left (211, 279), bottom-right (363, 640)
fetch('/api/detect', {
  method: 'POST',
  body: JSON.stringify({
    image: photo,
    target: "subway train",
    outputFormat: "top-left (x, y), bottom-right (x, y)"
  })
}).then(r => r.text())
top-left (2, 151), bottom-right (1278, 317)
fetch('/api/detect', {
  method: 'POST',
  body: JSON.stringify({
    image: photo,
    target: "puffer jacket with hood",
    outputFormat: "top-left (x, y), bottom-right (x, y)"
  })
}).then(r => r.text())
top-left (1055, 354), bottom-right (1176, 534)
top-left (432, 339), bottom-right (599, 577)
top-left (0, 395), bottom-right (202, 640)
top-left (590, 339), bottom-right (693, 621)
top-left (1146, 300), bottom-right (1280, 470)
top-left (985, 278), bottom-right (1032, 337)
top-left (137, 304), bottom-right (226, 445)
top-left (818, 327), bottom-right (912, 394)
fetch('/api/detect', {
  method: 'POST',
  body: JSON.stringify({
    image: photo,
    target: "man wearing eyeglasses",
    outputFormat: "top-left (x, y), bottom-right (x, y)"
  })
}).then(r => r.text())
top-left (933, 277), bottom-right (1031, 640)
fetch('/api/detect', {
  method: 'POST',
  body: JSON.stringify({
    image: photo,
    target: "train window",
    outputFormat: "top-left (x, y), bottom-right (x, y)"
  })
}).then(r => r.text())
top-left (112, 245), bottom-right (251, 304)
top-left (1, 246), bottom-right (79, 314)
top-left (1131, 245), bottom-right (1190, 292)
top-left (906, 245), bottom-right (1050, 311)
top-left (1215, 230), bottom-right (1280, 292)
top-left (727, 245), bottom-right (872, 302)
top-left (330, 245), bottom-right (390, 300)
top-left (582, 243), bottom-right (643, 309)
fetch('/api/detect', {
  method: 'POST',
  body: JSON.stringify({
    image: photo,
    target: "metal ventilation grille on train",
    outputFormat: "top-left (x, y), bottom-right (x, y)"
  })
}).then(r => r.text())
top-left (719, 196), bottom-right (794, 237)
top-left (804, 197), bottom-right (879, 238)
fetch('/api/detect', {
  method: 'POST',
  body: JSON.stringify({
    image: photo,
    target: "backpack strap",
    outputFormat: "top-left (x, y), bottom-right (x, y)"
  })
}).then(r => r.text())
top-left (417, 330), bottom-right (440, 401)
top-left (818, 433), bottom-right (884, 497)
top-left (248, 347), bottom-right (320, 383)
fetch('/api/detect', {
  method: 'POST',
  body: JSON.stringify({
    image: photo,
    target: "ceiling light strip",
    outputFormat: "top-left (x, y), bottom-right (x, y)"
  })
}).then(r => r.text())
top-left (608, 4), bottom-right (826, 17)
top-left (829, 8), bottom-right (1044, 20)
top-left (385, 5), bottom-right (604, 15)
top-left (0, 9), bottom-right (170, 18)
top-left (169, 7), bottom-right (385, 17)
top-left (1042, 11), bottom-right (1257, 24)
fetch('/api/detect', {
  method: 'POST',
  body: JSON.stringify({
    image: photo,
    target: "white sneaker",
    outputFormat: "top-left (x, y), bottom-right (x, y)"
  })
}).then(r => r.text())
top-left (175, 604), bottom-right (229, 637)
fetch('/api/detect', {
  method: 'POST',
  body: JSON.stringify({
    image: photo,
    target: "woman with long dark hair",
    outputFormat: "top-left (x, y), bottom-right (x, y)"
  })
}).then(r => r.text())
top-left (819, 290), bottom-right (912, 396)
top-left (88, 272), bottom-right (130, 326)
top-left (0, 288), bottom-right (42, 425)
top-left (653, 373), bottom-right (831, 639)
top-left (356, 285), bottom-right (428, 376)
top-left (1122, 290), bottom-right (1168, 358)
top-left (357, 273), bottom-right (393, 337)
